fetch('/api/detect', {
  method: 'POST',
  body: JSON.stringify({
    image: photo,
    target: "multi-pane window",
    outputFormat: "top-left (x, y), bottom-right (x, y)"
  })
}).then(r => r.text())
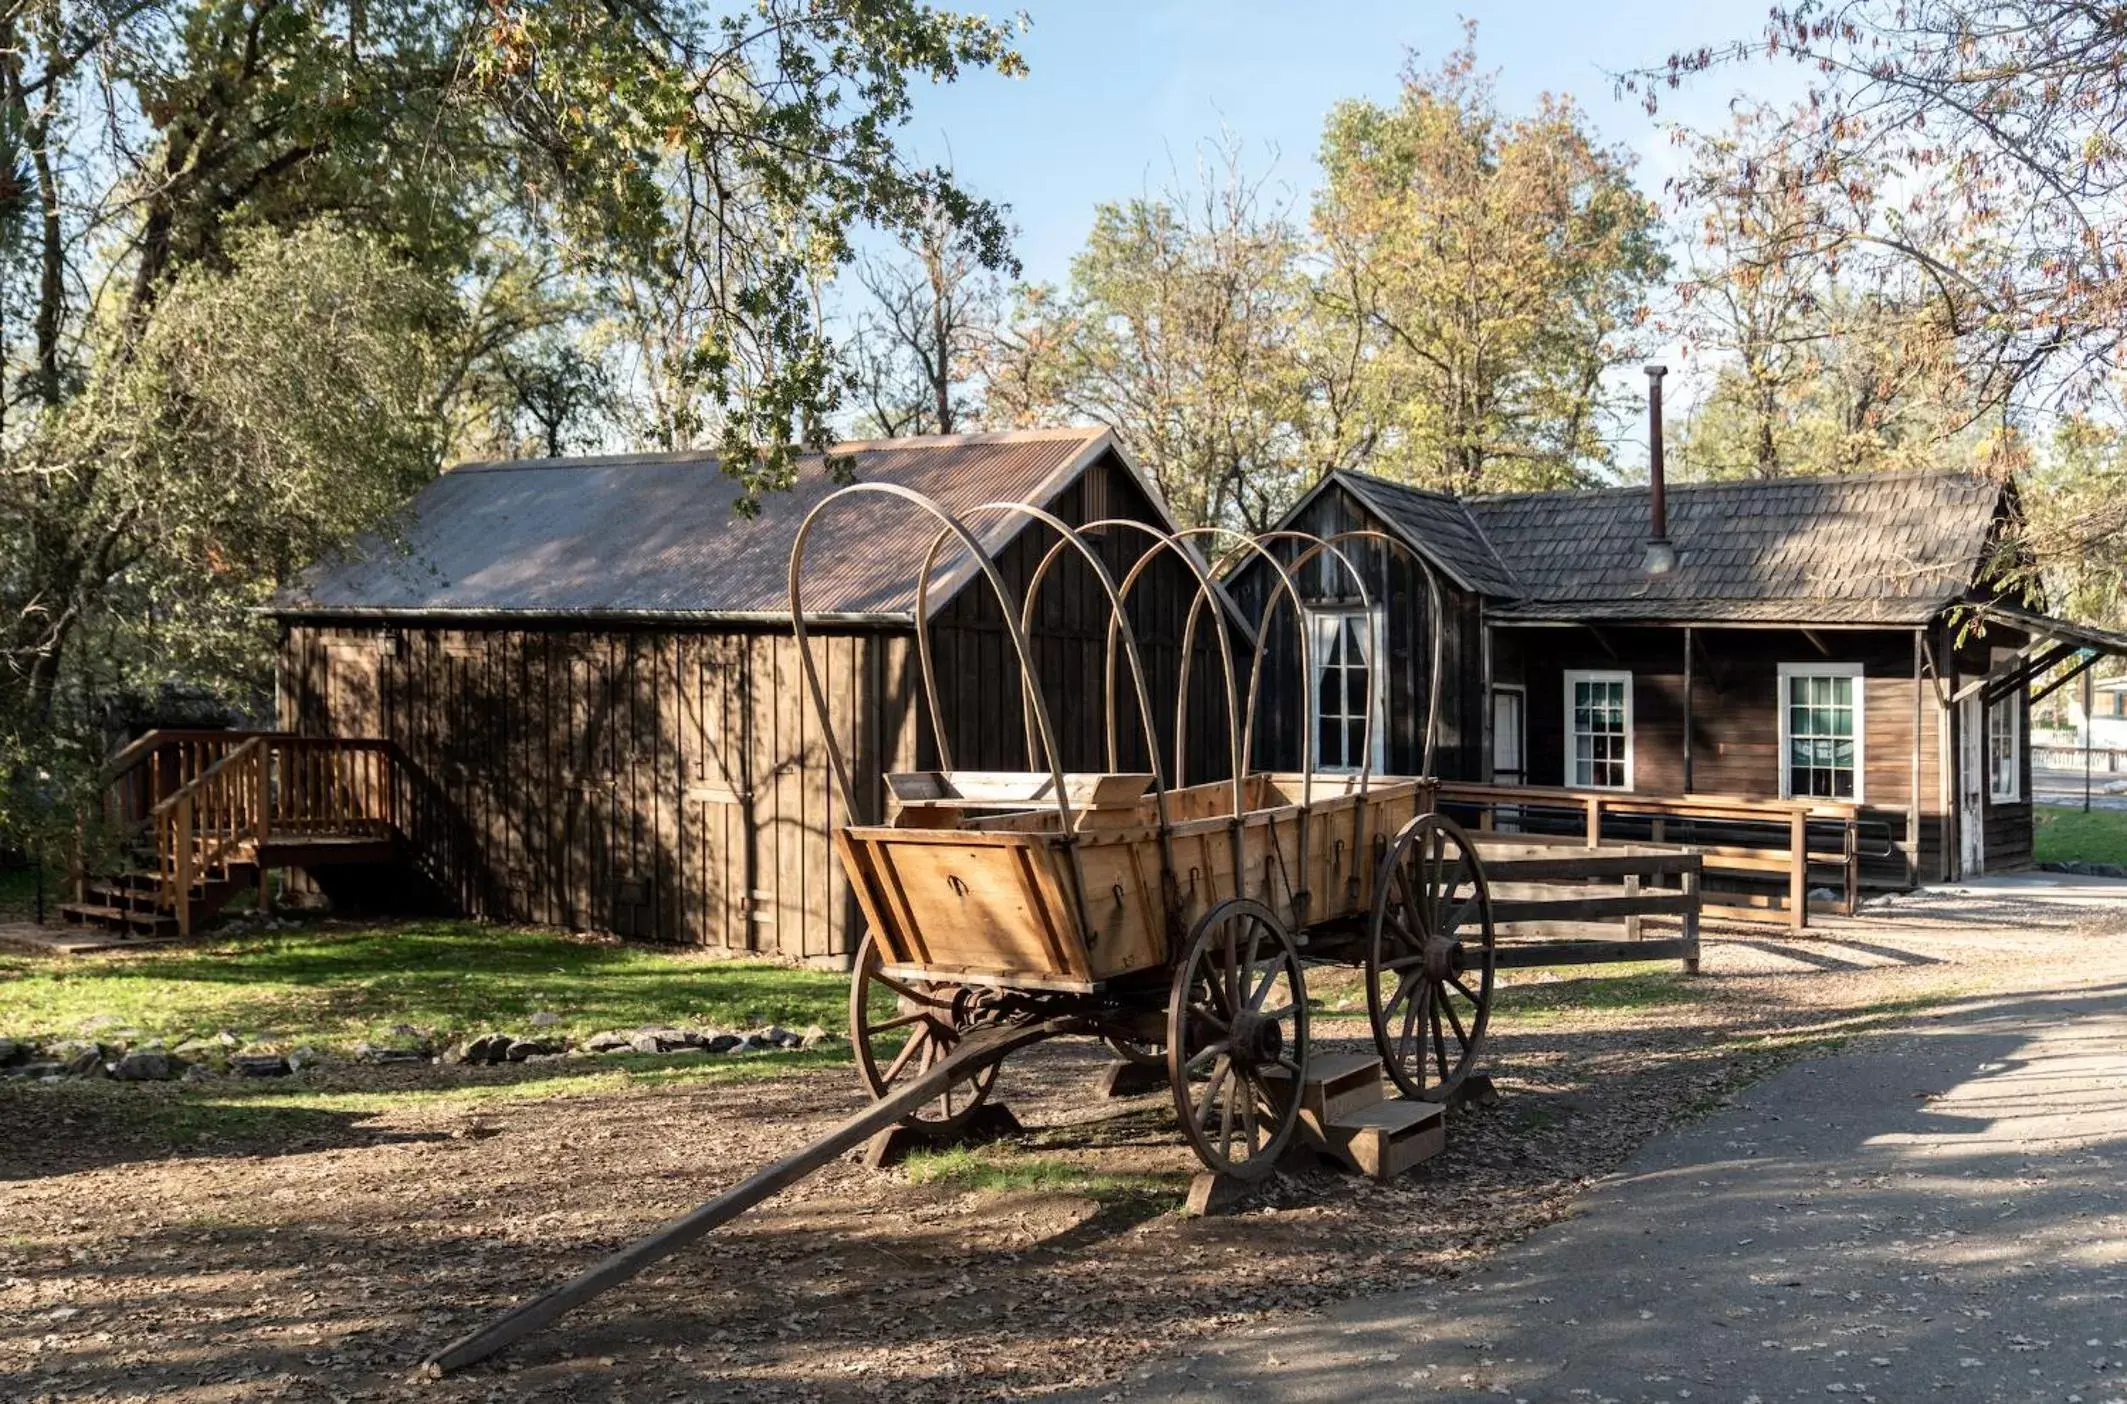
top-left (1780, 665), bottom-right (1864, 801)
top-left (1564, 671), bottom-right (1631, 789)
top-left (1987, 692), bottom-right (2021, 802)
top-left (1310, 611), bottom-right (1382, 772)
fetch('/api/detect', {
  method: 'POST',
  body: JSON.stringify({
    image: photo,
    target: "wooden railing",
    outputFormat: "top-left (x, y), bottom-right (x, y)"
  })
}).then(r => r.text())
top-left (1435, 781), bottom-right (1871, 930)
top-left (86, 730), bottom-right (400, 935)
top-left (153, 738), bottom-right (269, 934)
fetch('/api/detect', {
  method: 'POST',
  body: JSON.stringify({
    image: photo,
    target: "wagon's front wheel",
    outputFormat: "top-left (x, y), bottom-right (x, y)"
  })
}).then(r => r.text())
top-left (1166, 899), bottom-right (1308, 1181)
top-left (1367, 813), bottom-right (1496, 1102)
top-left (850, 930), bottom-right (1000, 1133)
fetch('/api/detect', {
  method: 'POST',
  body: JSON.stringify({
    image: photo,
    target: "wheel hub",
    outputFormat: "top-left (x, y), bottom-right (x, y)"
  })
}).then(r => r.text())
top-left (1226, 1011), bottom-right (1283, 1069)
top-left (1422, 937), bottom-right (1464, 982)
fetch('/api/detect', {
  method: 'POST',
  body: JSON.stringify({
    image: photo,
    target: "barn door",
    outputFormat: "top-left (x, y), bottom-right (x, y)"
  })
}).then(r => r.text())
top-left (323, 642), bottom-right (382, 737)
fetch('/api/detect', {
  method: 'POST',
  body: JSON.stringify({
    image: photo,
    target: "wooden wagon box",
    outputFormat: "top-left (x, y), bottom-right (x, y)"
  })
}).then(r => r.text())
top-left (835, 771), bottom-right (1433, 992)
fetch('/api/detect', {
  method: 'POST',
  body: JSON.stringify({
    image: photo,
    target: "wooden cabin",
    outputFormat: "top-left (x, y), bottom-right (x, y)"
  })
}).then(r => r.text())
top-left (270, 428), bottom-right (1231, 964)
top-left (1241, 468), bottom-right (2127, 894)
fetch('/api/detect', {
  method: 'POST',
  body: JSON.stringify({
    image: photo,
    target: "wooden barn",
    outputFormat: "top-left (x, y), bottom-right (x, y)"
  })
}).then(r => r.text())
top-left (1239, 464), bottom-right (2127, 911)
top-left (268, 428), bottom-right (1232, 964)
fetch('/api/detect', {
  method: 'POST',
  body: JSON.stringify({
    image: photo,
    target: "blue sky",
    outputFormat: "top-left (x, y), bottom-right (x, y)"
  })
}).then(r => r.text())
top-left (896, 1), bottom-right (1797, 288)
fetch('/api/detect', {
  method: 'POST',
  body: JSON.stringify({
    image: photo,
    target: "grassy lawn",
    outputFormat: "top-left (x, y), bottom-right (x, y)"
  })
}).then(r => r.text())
top-left (0, 919), bottom-right (850, 1049)
top-left (2032, 804), bottom-right (2127, 867)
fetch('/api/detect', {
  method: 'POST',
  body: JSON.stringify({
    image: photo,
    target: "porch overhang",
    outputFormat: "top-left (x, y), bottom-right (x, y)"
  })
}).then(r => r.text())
top-left (1967, 603), bottom-right (2127, 706)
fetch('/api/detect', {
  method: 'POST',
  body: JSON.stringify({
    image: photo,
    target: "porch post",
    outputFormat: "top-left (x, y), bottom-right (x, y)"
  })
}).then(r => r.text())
top-left (1681, 625), bottom-right (1695, 794)
top-left (1909, 629), bottom-right (1923, 888)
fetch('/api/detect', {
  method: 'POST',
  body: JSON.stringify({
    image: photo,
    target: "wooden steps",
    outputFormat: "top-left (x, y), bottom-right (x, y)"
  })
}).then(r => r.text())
top-left (1263, 1051), bottom-right (1448, 1182)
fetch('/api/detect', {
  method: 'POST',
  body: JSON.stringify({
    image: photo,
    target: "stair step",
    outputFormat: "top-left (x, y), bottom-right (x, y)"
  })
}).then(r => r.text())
top-left (1304, 1097), bottom-right (1447, 1182)
top-left (1260, 1050), bottom-right (1387, 1123)
top-left (59, 903), bottom-right (178, 933)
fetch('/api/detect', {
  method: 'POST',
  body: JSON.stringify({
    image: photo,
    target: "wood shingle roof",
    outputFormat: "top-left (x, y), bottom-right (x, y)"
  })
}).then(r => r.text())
top-left (1333, 468), bottom-right (2008, 626)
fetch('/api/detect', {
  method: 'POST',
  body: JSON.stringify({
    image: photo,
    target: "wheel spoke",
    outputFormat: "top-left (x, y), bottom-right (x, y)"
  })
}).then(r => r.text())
top-left (1195, 1057), bottom-right (1232, 1130)
top-left (1190, 1000), bottom-right (1231, 1035)
top-left (869, 970), bottom-right (942, 1006)
top-left (1239, 1077), bottom-right (1261, 1156)
top-left (1429, 1000), bottom-right (1451, 1082)
top-left (1448, 973), bottom-right (1481, 1003)
top-left (865, 1009), bottom-right (930, 1035)
top-left (1440, 987), bottom-right (1470, 1047)
top-left (1185, 1040), bottom-right (1230, 1074)
top-left (1247, 958), bottom-right (1280, 1010)
top-left (882, 1025), bottom-right (929, 1084)
top-left (1381, 951), bottom-right (1427, 972)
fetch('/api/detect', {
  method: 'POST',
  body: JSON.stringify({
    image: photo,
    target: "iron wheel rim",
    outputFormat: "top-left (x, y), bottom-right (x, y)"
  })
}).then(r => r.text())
top-left (1365, 813), bottom-right (1495, 1102)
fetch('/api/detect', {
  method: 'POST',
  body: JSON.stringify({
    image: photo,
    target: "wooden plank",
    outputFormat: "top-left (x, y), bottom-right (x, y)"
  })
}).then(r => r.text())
top-left (1488, 891), bottom-right (1698, 924)
top-left (1493, 938), bottom-right (1697, 968)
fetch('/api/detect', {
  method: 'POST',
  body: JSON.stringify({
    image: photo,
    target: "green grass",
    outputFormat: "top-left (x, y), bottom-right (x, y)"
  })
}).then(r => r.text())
top-left (901, 1145), bottom-right (1185, 1200)
top-left (5, 1044), bottom-right (852, 1147)
top-left (0, 919), bottom-right (849, 1049)
top-left (2033, 804), bottom-right (2127, 867)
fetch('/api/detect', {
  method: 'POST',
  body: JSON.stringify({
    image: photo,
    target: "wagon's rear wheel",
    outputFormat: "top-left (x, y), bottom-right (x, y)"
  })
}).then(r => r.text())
top-left (850, 930), bottom-right (1000, 1132)
top-left (1366, 813), bottom-right (1496, 1102)
top-left (1166, 899), bottom-right (1308, 1181)
top-left (1103, 1035), bottom-right (1166, 1068)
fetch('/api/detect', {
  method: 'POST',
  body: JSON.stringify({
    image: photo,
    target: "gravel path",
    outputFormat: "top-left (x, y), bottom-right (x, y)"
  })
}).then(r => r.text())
top-left (5, 877), bottom-right (2126, 1402)
top-left (1074, 928), bottom-right (2127, 1401)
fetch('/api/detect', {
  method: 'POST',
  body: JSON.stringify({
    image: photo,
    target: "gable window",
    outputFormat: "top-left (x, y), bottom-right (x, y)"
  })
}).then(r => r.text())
top-left (1987, 692), bottom-right (2021, 802)
top-left (1778, 663), bottom-right (1865, 801)
top-left (1563, 670), bottom-right (1632, 789)
top-left (1309, 610), bottom-right (1384, 772)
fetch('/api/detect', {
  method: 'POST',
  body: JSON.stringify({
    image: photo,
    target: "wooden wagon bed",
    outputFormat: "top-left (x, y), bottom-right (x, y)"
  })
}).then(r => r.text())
top-left (838, 770), bottom-right (1432, 992)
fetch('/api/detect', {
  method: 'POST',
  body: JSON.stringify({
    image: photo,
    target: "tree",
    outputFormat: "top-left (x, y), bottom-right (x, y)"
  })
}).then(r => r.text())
top-left (848, 206), bottom-right (1007, 438)
top-left (1638, 1), bottom-right (2127, 422)
top-left (1313, 34), bottom-right (1668, 495)
top-left (1669, 109), bottom-right (1995, 480)
top-left (980, 141), bottom-right (1330, 529)
top-left (0, 0), bottom-right (1025, 842)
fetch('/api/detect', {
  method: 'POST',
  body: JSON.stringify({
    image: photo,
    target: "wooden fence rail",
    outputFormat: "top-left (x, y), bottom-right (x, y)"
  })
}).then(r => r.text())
top-left (1435, 781), bottom-right (1867, 931)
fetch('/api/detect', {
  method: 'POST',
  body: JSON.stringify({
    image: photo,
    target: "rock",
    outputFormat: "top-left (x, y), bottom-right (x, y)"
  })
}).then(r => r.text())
top-left (761, 1025), bottom-right (799, 1049)
top-left (627, 1031), bottom-right (664, 1055)
top-left (504, 1038), bottom-right (562, 1063)
top-left (48, 1040), bottom-right (105, 1076)
top-left (798, 1024), bottom-right (838, 1050)
top-left (700, 1032), bottom-right (743, 1054)
top-left (583, 1031), bottom-right (633, 1054)
top-left (456, 1033), bottom-right (513, 1065)
top-left (180, 1063), bottom-right (220, 1082)
top-left (231, 1053), bottom-right (291, 1077)
top-left (355, 1043), bottom-right (427, 1065)
top-left (730, 1033), bottom-right (770, 1053)
top-left (110, 1050), bottom-right (176, 1081)
top-left (287, 1046), bottom-right (325, 1072)
top-left (0, 1037), bottom-right (25, 1067)
top-left (172, 1038), bottom-right (230, 1071)
top-left (528, 1011), bottom-right (562, 1028)
top-left (10, 1061), bottom-right (64, 1079)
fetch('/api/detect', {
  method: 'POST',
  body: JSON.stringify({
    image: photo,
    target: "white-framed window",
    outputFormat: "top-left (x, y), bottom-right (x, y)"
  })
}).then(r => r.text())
top-left (1987, 691), bottom-right (2021, 802)
top-left (1778, 662), bottom-right (1865, 802)
top-left (1308, 609), bottom-right (1385, 773)
top-left (1563, 670), bottom-right (1632, 789)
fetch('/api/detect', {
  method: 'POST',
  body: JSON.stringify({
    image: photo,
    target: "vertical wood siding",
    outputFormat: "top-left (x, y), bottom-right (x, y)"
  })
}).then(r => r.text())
top-left (1492, 623), bottom-right (1968, 878)
top-left (276, 454), bottom-right (1216, 962)
top-left (1226, 483), bottom-right (1488, 781)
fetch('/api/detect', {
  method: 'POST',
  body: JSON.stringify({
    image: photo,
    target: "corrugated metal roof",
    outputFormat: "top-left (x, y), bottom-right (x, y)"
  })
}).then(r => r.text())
top-left (277, 429), bottom-right (1119, 620)
top-left (1325, 467), bottom-right (2006, 624)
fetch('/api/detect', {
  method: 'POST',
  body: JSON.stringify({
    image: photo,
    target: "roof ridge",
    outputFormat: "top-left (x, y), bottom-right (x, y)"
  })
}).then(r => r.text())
top-left (446, 425), bottom-right (1107, 475)
top-left (1466, 466), bottom-right (1993, 505)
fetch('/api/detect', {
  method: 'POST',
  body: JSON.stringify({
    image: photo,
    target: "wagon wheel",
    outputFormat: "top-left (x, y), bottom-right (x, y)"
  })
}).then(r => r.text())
top-left (1366, 814), bottom-right (1496, 1102)
top-left (850, 930), bottom-right (1000, 1132)
top-left (1166, 899), bottom-right (1308, 1181)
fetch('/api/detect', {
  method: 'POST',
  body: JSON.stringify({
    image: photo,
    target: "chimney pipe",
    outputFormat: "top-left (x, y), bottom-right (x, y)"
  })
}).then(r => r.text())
top-left (1644, 364), bottom-right (1676, 575)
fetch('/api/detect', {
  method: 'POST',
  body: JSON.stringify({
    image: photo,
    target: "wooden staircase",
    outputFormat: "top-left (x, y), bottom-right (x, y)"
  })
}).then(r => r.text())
top-left (1264, 1051), bottom-right (1448, 1181)
top-left (63, 730), bottom-right (401, 942)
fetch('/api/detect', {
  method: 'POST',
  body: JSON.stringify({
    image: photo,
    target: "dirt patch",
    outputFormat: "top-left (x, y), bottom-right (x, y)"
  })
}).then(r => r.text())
top-left (5, 890), bottom-right (2126, 1402)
